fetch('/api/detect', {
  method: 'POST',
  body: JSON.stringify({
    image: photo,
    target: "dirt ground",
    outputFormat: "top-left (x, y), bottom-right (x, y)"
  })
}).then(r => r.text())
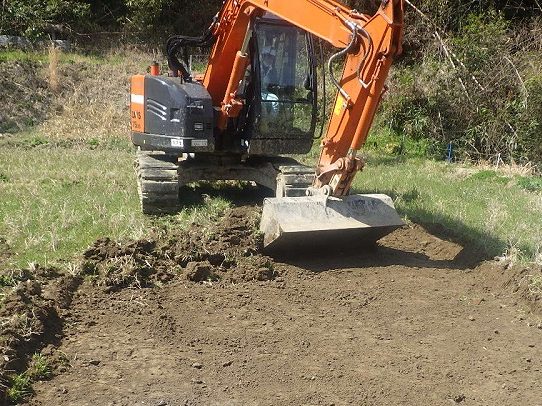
top-left (5, 203), bottom-right (541, 406)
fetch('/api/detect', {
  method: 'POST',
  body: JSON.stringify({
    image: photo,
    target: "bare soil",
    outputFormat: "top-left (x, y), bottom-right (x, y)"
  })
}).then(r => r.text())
top-left (3, 204), bottom-right (541, 406)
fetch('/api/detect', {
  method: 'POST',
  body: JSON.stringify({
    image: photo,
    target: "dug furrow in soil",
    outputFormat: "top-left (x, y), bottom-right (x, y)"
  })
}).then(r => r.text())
top-left (20, 205), bottom-right (542, 406)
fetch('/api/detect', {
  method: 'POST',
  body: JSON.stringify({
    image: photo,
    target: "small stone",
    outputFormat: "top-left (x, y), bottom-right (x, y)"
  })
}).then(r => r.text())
top-left (89, 359), bottom-right (101, 366)
top-left (468, 316), bottom-right (475, 321)
top-left (222, 360), bottom-right (233, 367)
top-left (453, 394), bottom-right (465, 403)
top-left (156, 401), bottom-right (168, 406)
top-left (191, 362), bottom-right (203, 369)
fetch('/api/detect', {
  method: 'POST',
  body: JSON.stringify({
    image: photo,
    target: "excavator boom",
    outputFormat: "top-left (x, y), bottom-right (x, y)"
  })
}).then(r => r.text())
top-left (242, 0), bottom-right (406, 248)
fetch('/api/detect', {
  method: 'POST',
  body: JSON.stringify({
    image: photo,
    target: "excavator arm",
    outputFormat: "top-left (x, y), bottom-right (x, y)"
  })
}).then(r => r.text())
top-left (135, 0), bottom-right (405, 249)
top-left (204, 0), bottom-right (404, 197)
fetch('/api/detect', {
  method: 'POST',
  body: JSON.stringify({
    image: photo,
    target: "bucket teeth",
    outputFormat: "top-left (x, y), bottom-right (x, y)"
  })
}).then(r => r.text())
top-left (260, 194), bottom-right (404, 250)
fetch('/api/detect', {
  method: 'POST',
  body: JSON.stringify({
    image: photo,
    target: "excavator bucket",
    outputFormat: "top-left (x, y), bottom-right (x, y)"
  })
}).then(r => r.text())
top-left (260, 194), bottom-right (404, 251)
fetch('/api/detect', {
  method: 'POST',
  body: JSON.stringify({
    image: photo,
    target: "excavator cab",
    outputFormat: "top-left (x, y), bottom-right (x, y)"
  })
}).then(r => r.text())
top-left (240, 16), bottom-right (318, 156)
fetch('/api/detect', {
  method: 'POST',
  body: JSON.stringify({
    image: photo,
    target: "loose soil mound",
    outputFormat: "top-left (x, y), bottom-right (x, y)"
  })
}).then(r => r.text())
top-left (80, 206), bottom-right (277, 290)
top-left (0, 266), bottom-right (81, 403)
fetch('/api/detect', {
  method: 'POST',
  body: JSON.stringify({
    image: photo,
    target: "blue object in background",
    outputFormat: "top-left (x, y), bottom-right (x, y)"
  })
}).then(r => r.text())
top-left (446, 142), bottom-right (453, 163)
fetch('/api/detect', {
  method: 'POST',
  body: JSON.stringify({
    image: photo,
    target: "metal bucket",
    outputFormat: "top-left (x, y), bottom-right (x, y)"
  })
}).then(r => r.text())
top-left (260, 194), bottom-right (404, 250)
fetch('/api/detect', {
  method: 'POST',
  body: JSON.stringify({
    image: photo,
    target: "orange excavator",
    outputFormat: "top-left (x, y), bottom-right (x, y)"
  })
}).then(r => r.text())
top-left (130, 0), bottom-right (404, 249)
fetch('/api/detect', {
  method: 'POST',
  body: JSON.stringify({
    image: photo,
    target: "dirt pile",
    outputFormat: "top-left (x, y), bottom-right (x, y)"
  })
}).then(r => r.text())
top-left (2, 205), bottom-right (542, 405)
top-left (25, 219), bottom-right (542, 406)
top-left (80, 206), bottom-right (278, 290)
top-left (490, 262), bottom-right (542, 313)
top-left (0, 266), bottom-right (81, 403)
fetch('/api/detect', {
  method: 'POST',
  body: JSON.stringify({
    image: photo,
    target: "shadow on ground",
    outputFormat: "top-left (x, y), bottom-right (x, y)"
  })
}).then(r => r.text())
top-left (178, 181), bottom-right (273, 207)
top-left (351, 186), bottom-right (506, 261)
top-left (176, 182), bottom-right (489, 273)
top-left (269, 243), bottom-right (481, 273)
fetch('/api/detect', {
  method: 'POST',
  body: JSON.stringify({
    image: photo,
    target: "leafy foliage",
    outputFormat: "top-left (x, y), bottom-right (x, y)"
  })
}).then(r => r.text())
top-left (0, 0), bottom-right (91, 39)
top-left (377, 5), bottom-right (542, 165)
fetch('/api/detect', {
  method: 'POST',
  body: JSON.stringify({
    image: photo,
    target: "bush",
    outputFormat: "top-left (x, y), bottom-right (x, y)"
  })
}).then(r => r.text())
top-left (377, 7), bottom-right (542, 165)
top-left (0, 0), bottom-right (91, 39)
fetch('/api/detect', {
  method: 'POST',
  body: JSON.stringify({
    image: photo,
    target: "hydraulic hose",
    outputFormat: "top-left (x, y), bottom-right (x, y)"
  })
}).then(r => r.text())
top-left (327, 27), bottom-right (358, 103)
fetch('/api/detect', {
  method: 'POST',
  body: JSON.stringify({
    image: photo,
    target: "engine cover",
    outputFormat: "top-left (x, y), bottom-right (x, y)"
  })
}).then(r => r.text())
top-left (130, 75), bottom-right (214, 152)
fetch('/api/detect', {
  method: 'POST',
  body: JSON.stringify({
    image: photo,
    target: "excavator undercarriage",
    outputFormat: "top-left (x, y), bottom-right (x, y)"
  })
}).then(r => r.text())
top-left (135, 151), bottom-right (314, 215)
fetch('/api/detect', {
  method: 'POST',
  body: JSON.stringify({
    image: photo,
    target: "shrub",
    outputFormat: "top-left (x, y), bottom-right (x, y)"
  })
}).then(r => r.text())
top-left (377, 7), bottom-right (542, 165)
top-left (0, 0), bottom-right (91, 39)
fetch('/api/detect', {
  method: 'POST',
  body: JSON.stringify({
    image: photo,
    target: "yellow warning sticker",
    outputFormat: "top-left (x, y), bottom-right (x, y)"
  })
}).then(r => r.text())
top-left (333, 96), bottom-right (344, 115)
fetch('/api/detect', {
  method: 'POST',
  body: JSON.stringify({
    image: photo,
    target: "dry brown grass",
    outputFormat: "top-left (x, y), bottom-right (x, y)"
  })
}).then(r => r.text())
top-left (38, 48), bottom-right (152, 141)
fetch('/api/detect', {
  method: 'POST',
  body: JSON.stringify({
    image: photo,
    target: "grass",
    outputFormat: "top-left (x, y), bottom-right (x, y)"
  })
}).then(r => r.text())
top-left (5, 353), bottom-right (52, 403)
top-left (354, 150), bottom-right (542, 261)
top-left (0, 140), bottom-right (144, 267)
top-left (0, 274), bottom-right (17, 287)
top-left (0, 47), bottom-right (152, 139)
top-left (1, 47), bottom-right (541, 267)
top-left (26, 353), bottom-right (52, 381)
top-left (3, 133), bottom-right (540, 267)
top-left (0, 49), bottom-right (125, 65)
top-left (517, 175), bottom-right (542, 192)
top-left (6, 373), bottom-right (31, 403)
top-left (0, 135), bottom-right (237, 268)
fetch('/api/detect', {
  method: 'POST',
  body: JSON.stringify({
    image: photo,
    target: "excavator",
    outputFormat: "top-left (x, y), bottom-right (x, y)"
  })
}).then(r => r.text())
top-left (130, 0), bottom-right (404, 250)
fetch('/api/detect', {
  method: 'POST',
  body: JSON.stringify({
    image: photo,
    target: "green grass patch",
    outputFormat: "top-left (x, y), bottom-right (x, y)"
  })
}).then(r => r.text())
top-left (0, 143), bottom-right (146, 267)
top-left (467, 169), bottom-right (509, 184)
top-left (354, 153), bottom-right (542, 260)
top-left (517, 176), bottom-right (542, 192)
top-left (6, 373), bottom-right (32, 403)
top-left (0, 273), bottom-right (17, 287)
top-left (26, 353), bottom-right (52, 381)
top-left (0, 142), bottom-right (244, 267)
top-left (5, 353), bottom-right (52, 403)
top-left (365, 126), bottom-right (442, 158)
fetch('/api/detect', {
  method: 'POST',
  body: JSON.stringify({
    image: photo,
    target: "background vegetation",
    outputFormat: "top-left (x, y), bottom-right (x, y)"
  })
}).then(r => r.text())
top-left (1, 0), bottom-right (541, 166)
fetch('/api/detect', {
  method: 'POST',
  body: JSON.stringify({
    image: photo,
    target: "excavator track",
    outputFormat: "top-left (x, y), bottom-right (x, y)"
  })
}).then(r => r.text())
top-left (135, 150), bottom-right (180, 215)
